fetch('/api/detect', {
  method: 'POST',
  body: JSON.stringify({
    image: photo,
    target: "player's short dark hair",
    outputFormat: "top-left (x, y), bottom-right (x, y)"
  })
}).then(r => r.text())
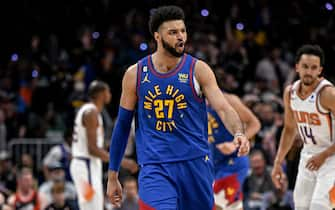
top-left (295, 44), bottom-right (325, 66)
top-left (149, 5), bottom-right (185, 36)
top-left (88, 80), bottom-right (108, 99)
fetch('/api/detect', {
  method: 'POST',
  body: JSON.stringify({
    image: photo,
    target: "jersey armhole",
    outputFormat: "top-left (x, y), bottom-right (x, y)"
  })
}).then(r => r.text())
top-left (288, 84), bottom-right (293, 109)
top-left (316, 84), bottom-right (332, 115)
top-left (189, 58), bottom-right (203, 102)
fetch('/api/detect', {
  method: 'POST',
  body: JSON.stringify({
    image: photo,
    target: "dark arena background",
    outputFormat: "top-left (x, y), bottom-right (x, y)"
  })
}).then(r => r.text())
top-left (0, 0), bottom-right (335, 210)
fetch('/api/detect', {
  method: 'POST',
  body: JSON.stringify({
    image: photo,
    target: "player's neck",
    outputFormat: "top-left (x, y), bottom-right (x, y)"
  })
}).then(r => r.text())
top-left (152, 51), bottom-right (182, 73)
top-left (91, 100), bottom-right (103, 112)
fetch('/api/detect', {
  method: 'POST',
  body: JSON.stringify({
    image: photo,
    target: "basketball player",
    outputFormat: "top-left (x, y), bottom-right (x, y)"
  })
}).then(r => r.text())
top-left (272, 44), bottom-right (335, 210)
top-left (208, 93), bottom-right (260, 210)
top-left (70, 80), bottom-right (111, 210)
top-left (107, 5), bottom-right (249, 210)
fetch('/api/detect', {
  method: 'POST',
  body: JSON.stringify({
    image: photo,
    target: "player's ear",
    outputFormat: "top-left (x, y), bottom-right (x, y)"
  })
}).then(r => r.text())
top-left (295, 63), bottom-right (299, 73)
top-left (318, 66), bottom-right (323, 76)
top-left (154, 31), bottom-right (160, 42)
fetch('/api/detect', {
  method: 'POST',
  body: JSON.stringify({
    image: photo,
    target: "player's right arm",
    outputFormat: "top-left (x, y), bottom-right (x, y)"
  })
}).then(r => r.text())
top-left (107, 64), bottom-right (137, 207)
top-left (272, 85), bottom-right (297, 189)
top-left (83, 108), bottom-right (109, 162)
top-left (216, 94), bottom-right (261, 155)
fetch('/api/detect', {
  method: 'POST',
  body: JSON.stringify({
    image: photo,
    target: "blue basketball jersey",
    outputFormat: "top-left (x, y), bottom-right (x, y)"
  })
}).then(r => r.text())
top-left (207, 105), bottom-right (249, 175)
top-left (135, 54), bottom-right (209, 165)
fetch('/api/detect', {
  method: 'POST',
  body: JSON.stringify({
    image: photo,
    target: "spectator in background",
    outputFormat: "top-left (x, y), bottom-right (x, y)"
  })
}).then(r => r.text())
top-left (72, 26), bottom-right (98, 89)
top-left (242, 30), bottom-right (263, 81)
top-left (18, 153), bottom-right (39, 180)
top-left (1, 96), bottom-right (26, 140)
top-left (39, 162), bottom-right (76, 207)
top-left (259, 99), bottom-right (284, 164)
top-left (255, 46), bottom-right (291, 95)
top-left (43, 129), bottom-right (73, 182)
top-left (0, 151), bottom-right (15, 195)
top-left (267, 173), bottom-right (294, 210)
top-left (244, 150), bottom-right (276, 210)
top-left (215, 66), bottom-right (240, 94)
top-left (45, 182), bottom-right (76, 210)
top-left (0, 109), bottom-right (7, 150)
top-left (97, 45), bottom-right (123, 119)
top-left (8, 167), bottom-right (47, 210)
top-left (0, 193), bottom-right (5, 205)
top-left (0, 192), bottom-right (13, 210)
top-left (112, 176), bottom-right (138, 210)
top-left (253, 102), bottom-right (283, 163)
top-left (119, 31), bottom-right (148, 66)
top-left (242, 94), bottom-right (261, 109)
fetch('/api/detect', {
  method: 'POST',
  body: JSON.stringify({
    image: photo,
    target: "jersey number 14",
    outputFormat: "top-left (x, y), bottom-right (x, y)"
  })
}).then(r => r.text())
top-left (299, 125), bottom-right (316, 144)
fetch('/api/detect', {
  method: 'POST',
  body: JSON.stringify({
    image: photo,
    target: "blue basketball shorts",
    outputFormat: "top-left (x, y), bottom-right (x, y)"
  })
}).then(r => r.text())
top-left (138, 155), bottom-right (215, 210)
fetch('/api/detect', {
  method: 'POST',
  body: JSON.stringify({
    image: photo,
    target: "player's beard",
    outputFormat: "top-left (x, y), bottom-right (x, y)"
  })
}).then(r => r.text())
top-left (161, 38), bottom-right (184, 58)
top-left (302, 75), bottom-right (316, 86)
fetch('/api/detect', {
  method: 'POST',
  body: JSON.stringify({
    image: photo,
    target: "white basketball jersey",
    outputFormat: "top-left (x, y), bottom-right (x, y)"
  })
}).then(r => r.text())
top-left (290, 79), bottom-right (335, 154)
top-left (72, 103), bottom-right (104, 160)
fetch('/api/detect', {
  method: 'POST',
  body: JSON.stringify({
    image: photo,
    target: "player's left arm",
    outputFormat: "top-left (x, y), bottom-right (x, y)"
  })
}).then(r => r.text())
top-left (306, 86), bottom-right (335, 171)
top-left (195, 60), bottom-right (249, 156)
top-left (318, 86), bottom-right (335, 156)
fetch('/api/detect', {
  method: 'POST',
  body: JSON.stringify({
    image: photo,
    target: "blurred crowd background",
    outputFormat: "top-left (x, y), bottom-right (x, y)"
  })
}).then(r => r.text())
top-left (0, 0), bottom-right (335, 209)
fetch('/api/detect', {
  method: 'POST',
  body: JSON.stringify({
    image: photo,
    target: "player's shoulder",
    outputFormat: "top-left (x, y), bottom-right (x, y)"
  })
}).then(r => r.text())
top-left (317, 78), bottom-right (334, 96)
top-left (284, 84), bottom-right (293, 93)
top-left (319, 83), bottom-right (335, 111)
top-left (125, 63), bottom-right (138, 74)
top-left (125, 55), bottom-right (149, 75)
top-left (82, 104), bottom-right (99, 120)
top-left (194, 58), bottom-right (210, 70)
top-left (284, 81), bottom-right (299, 96)
top-left (121, 64), bottom-right (138, 93)
top-left (81, 103), bottom-right (97, 112)
top-left (122, 63), bottom-right (138, 81)
top-left (283, 84), bottom-right (295, 104)
top-left (193, 58), bottom-right (213, 81)
top-left (320, 83), bottom-right (335, 98)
